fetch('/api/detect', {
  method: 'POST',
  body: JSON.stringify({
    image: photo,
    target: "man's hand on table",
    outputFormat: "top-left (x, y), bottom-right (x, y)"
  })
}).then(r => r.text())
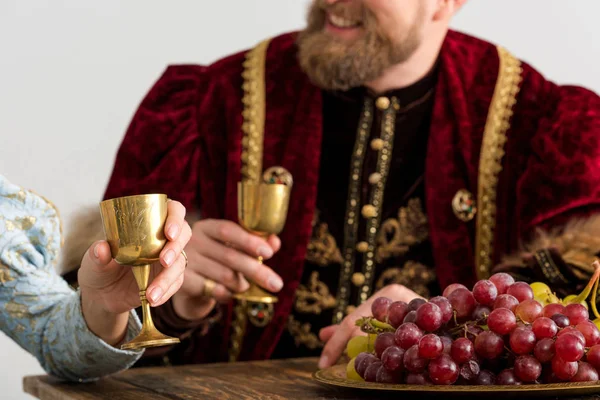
top-left (318, 284), bottom-right (423, 369)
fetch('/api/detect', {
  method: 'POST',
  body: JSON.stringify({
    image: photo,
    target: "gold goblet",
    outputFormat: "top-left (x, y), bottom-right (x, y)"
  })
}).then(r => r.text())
top-left (229, 167), bottom-right (292, 361)
top-left (99, 194), bottom-right (180, 350)
top-left (235, 167), bottom-right (292, 307)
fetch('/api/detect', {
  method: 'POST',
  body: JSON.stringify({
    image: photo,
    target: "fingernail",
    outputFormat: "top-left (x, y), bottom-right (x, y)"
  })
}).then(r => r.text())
top-left (148, 287), bottom-right (163, 303)
top-left (167, 224), bottom-right (179, 239)
top-left (258, 246), bottom-right (273, 258)
top-left (163, 250), bottom-right (175, 266)
top-left (318, 356), bottom-right (328, 369)
top-left (93, 244), bottom-right (99, 258)
top-left (268, 276), bottom-right (283, 292)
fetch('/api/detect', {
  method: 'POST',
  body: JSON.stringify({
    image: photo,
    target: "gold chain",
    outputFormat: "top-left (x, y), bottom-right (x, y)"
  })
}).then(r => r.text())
top-left (229, 38), bottom-right (271, 361)
top-left (228, 301), bottom-right (248, 362)
top-left (240, 39), bottom-right (270, 182)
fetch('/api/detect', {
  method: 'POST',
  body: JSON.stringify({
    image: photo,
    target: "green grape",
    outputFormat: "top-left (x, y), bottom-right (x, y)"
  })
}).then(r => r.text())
top-left (563, 294), bottom-right (577, 303)
top-left (548, 292), bottom-right (560, 303)
top-left (535, 292), bottom-right (560, 306)
top-left (347, 336), bottom-right (370, 359)
top-left (367, 333), bottom-right (377, 353)
top-left (531, 282), bottom-right (561, 306)
top-left (563, 295), bottom-right (589, 309)
top-left (346, 357), bottom-right (364, 381)
top-left (530, 282), bottom-right (551, 297)
top-left (535, 295), bottom-right (549, 306)
top-left (594, 318), bottom-right (600, 331)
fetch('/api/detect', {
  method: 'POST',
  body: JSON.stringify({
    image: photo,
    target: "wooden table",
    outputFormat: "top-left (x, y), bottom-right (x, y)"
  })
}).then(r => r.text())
top-left (22, 357), bottom-right (600, 400)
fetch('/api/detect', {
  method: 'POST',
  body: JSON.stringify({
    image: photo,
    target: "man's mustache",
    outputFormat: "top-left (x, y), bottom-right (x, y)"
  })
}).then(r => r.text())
top-left (314, 0), bottom-right (365, 22)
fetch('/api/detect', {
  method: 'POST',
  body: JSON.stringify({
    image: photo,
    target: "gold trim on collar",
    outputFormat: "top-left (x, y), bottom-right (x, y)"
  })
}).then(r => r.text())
top-left (241, 39), bottom-right (271, 182)
top-left (229, 38), bottom-right (271, 363)
top-left (475, 46), bottom-right (522, 279)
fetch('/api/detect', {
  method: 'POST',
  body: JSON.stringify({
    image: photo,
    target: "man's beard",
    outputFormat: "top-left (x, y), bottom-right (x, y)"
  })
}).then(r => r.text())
top-left (297, 0), bottom-right (424, 91)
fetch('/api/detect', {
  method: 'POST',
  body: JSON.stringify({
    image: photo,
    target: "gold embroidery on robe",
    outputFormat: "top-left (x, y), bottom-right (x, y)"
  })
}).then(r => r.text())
top-left (5, 220), bottom-right (16, 231)
top-left (11, 216), bottom-right (37, 231)
top-left (0, 263), bottom-right (14, 284)
top-left (12, 292), bottom-right (40, 300)
top-left (5, 190), bottom-right (27, 203)
top-left (295, 271), bottom-right (337, 314)
top-left (5, 301), bottom-right (30, 319)
top-left (306, 210), bottom-right (343, 267)
top-left (288, 315), bottom-right (324, 349)
top-left (376, 198), bottom-right (429, 263)
top-left (376, 261), bottom-right (436, 298)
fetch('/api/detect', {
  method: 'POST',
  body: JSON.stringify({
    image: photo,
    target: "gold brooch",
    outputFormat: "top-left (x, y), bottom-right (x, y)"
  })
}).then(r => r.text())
top-left (452, 189), bottom-right (477, 222)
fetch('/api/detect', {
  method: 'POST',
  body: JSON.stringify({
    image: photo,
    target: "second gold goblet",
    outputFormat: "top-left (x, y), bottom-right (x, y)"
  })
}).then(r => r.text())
top-left (234, 167), bottom-right (292, 307)
top-left (229, 167), bottom-right (292, 361)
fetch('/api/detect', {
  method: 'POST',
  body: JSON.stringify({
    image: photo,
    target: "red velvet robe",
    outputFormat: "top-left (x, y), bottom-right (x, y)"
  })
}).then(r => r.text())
top-left (103, 30), bottom-right (600, 362)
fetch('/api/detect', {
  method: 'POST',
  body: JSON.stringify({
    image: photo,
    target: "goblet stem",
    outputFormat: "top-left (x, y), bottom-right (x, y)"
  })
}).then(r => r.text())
top-left (233, 253), bottom-right (278, 305)
top-left (131, 264), bottom-right (157, 332)
top-left (120, 264), bottom-right (180, 350)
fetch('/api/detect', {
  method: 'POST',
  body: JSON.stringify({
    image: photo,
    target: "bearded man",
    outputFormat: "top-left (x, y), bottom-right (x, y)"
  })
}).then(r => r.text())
top-left (80, 0), bottom-right (600, 369)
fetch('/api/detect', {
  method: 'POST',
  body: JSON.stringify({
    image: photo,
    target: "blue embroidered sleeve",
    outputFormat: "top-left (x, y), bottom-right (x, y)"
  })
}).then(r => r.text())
top-left (0, 175), bottom-right (143, 381)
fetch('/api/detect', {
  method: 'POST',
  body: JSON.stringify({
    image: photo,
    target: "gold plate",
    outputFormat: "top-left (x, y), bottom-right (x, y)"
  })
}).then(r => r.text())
top-left (313, 365), bottom-right (600, 398)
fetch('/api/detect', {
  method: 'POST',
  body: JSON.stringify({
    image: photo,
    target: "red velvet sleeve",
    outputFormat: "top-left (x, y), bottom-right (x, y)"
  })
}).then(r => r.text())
top-left (517, 81), bottom-right (600, 234)
top-left (490, 77), bottom-right (600, 292)
top-left (103, 65), bottom-right (206, 211)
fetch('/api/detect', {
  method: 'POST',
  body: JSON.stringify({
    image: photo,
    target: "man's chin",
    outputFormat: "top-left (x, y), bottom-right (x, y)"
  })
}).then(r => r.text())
top-left (297, 29), bottom-right (392, 91)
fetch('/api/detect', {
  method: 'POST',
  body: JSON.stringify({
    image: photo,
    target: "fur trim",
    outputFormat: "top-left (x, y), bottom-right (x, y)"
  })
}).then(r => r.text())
top-left (57, 206), bottom-right (104, 274)
top-left (501, 214), bottom-right (600, 279)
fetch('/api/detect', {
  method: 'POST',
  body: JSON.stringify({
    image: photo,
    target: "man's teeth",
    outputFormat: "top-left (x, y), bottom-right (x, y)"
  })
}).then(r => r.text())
top-left (329, 14), bottom-right (360, 28)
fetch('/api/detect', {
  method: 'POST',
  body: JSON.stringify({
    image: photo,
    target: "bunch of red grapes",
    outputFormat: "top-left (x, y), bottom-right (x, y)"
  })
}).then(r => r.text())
top-left (352, 273), bottom-right (600, 385)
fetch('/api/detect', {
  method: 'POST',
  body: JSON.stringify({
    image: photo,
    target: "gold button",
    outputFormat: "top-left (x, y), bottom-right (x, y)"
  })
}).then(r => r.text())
top-left (352, 272), bottom-right (366, 286)
top-left (371, 138), bottom-right (384, 150)
top-left (356, 241), bottom-right (369, 253)
top-left (368, 172), bottom-right (381, 185)
top-left (346, 305), bottom-right (357, 315)
top-left (376, 97), bottom-right (390, 110)
top-left (361, 204), bottom-right (377, 218)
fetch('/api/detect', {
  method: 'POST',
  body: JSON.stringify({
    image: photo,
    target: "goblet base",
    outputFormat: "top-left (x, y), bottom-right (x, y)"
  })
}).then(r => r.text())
top-left (121, 329), bottom-right (180, 351)
top-left (232, 283), bottom-right (278, 304)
